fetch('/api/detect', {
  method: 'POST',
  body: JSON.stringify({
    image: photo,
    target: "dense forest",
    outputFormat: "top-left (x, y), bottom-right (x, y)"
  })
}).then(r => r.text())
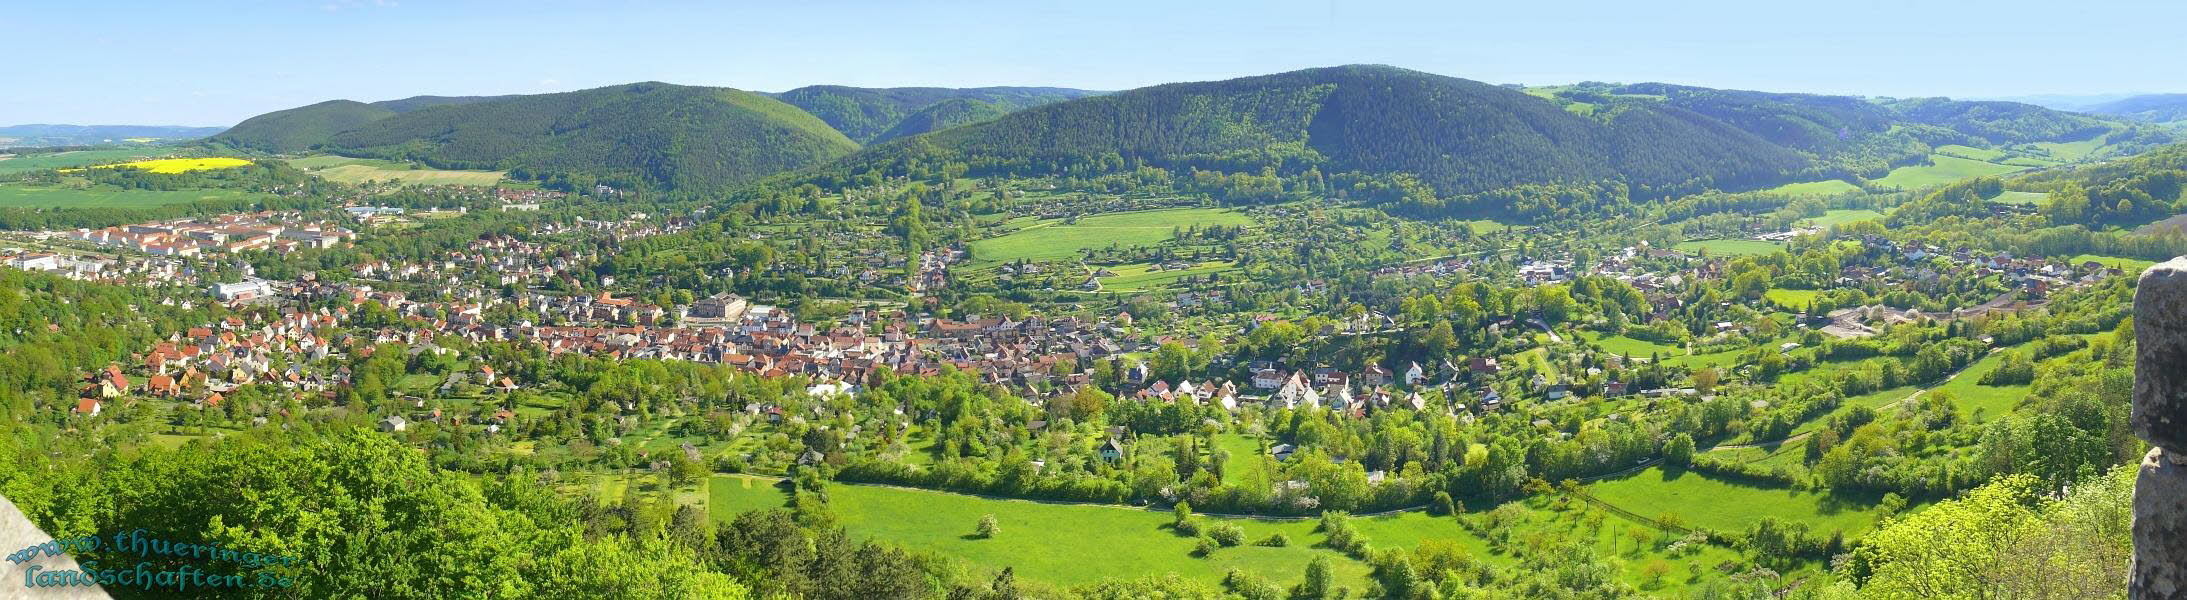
top-left (771, 85), bottom-right (1102, 144)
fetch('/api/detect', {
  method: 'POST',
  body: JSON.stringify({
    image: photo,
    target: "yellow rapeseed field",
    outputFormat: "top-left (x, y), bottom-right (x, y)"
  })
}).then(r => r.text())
top-left (63, 157), bottom-right (253, 174)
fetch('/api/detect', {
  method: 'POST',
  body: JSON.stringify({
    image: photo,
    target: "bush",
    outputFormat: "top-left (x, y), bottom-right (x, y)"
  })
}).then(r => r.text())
top-left (1209, 523), bottom-right (1245, 547)
top-left (976, 514), bottom-right (999, 538)
top-left (1193, 536), bottom-right (1220, 557)
top-left (1257, 532), bottom-right (1290, 547)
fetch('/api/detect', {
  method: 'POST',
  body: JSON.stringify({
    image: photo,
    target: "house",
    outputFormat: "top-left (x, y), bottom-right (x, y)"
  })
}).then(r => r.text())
top-left (378, 415), bottom-right (407, 432)
top-left (1270, 443), bottom-right (1297, 462)
top-left (212, 279), bottom-right (277, 302)
top-left (1099, 438), bottom-right (1126, 462)
top-left (73, 398), bottom-right (101, 416)
top-left (1251, 368), bottom-right (1285, 390)
top-left (1469, 357), bottom-right (1501, 374)
top-left (1404, 361), bottom-right (1427, 386)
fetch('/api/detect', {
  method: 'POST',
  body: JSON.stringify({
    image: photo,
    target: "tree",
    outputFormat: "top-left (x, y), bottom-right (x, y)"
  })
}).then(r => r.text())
top-left (1664, 433), bottom-right (1695, 468)
top-left (1297, 556), bottom-right (1334, 599)
top-left (976, 514), bottom-right (1000, 538)
top-left (667, 453), bottom-right (709, 488)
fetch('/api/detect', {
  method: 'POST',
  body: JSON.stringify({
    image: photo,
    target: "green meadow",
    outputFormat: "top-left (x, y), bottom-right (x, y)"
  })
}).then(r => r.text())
top-left (2070, 254), bottom-right (2157, 272)
top-left (1875, 155), bottom-right (2027, 190)
top-left (0, 182), bottom-right (271, 209)
top-left (1764, 288), bottom-right (1824, 310)
top-left (1100, 261), bottom-right (1237, 291)
top-left (707, 475), bottom-right (1375, 589)
top-left (970, 207), bottom-right (1254, 267)
top-left (1585, 467), bottom-right (1891, 537)
top-left (1990, 190), bottom-right (2049, 205)
top-left (1761, 179), bottom-right (1861, 196)
top-left (1674, 239), bottom-right (1784, 257)
top-left (1801, 209), bottom-right (1884, 228)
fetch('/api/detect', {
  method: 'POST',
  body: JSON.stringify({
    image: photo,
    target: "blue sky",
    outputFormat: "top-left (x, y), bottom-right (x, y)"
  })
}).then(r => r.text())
top-left (5, 0), bottom-right (2184, 126)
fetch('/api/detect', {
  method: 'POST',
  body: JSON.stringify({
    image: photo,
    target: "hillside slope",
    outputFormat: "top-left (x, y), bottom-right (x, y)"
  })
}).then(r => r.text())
top-left (210, 100), bottom-right (399, 153)
top-left (2086, 94), bottom-right (2187, 124)
top-left (772, 86), bottom-right (1101, 143)
top-left (838, 66), bottom-right (2146, 202)
top-left (322, 82), bottom-right (858, 189)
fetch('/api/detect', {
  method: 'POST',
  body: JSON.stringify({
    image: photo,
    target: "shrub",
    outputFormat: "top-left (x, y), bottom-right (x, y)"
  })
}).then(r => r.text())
top-left (1193, 536), bottom-right (1220, 557)
top-left (1257, 533), bottom-right (1291, 547)
top-left (976, 514), bottom-right (999, 538)
top-left (1209, 524), bottom-right (1245, 547)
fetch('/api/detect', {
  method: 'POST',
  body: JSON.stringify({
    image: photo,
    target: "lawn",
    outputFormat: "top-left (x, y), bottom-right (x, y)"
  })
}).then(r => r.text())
top-left (1578, 331), bottom-right (1684, 359)
top-left (1100, 261), bottom-right (1236, 291)
top-left (0, 182), bottom-right (271, 209)
top-left (1673, 239), bottom-right (1784, 257)
top-left (969, 208), bottom-right (1254, 267)
top-left (1760, 180), bottom-right (1860, 197)
top-left (2069, 254), bottom-right (2157, 273)
top-left (287, 155), bottom-right (505, 186)
top-left (1764, 288), bottom-right (1824, 311)
top-left (707, 476), bottom-right (1375, 589)
top-left (1215, 433), bottom-right (1272, 489)
top-left (0, 148), bottom-right (173, 175)
top-left (1585, 467), bottom-right (1890, 537)
top-left (1930, 350), bottom-right (2032, 420)
top-left (1800, 210), bottom-right (1883, 228)
top-left (1875, 155), bottom-right (2028, 190)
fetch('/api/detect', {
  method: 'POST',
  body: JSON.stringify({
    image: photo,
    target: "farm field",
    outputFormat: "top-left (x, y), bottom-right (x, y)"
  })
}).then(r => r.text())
top-left (63, 157), bottom-right (251, 174)
top-left (1991, 190), bottom-right (2049, 205)
top-left (1585, 467), bottom-right (1890, 537)
top-left (1673, 239), bottom-right (1783, 257)
top-left (706, 476), bottom-right (1376, 590)
top-left (1801, 209), bottom-right (1884, 228)
top-left (0, 182), bottom-right (270, 209)
top-left (1761, 179), bottom-right (1860, 196)
top-left (0, 148), bottom-right (174, 175)
top-left (288, 155), bottom-right (506, 186)
top-left (969, 207), bottom-right (1254, 267)
top-left (1874, 155), bottom-right (2027, 190)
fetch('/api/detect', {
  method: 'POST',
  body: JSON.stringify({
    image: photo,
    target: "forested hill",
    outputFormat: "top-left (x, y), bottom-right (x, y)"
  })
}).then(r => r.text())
top-left (771, 85), bottom-right (1102, 143)
top-left (313, 82), bottom-right (859, 190)
top-left (210, 99), bottom-right (399, 153)
top-left (2086, 93), bottom-right (2187, 124)
top-left (829, 66), bottom-right (2138, 203)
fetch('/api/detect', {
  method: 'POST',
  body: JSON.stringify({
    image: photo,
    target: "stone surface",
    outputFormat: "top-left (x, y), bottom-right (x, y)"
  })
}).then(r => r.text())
top-left (2136, 258), bottom-right (2187, 454)
top-left (0, 494), bottom-right (109, 599)
top-left (2133, 448), bottom-right (2187, 599)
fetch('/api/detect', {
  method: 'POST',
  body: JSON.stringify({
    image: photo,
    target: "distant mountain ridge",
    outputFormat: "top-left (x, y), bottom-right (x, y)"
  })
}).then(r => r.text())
top-left (0, 124), bottom-right (225, 147)
top-left (2085, 94), bottom-right (2187, 124)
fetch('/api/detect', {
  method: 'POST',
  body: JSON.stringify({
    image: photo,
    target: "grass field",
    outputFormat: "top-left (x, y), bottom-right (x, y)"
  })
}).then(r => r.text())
top-left (707, 476), bottom-right (1375, 589)
top-left (1875, 155), bottom-right (2027, 190)
top-left (0, 148), bottom-right (175, 175)
top-left (1674, 239), bottom-right (1784, 257)
top-left (1931, 350), bottom-right (2033, 420)
top-left (1586, 467), bottom-right (1889, 537)
top-left (1991, 191), bottom-right (2049, 205)
top-left (1764, 288), bottom-right (1824, 310)
top-left (2070, 254), bottom-right (2157, 273)
top-left (1934, 144), bottom-right (2007, 162)
top-left (1579, 331), bottom-right (1684, 358)
top-left (288, 155), bottom-right (505, 186)
top-left (1761, 180), bottom-right (1861, 196)
top-left (0, 182), bottom-right (270, 209)
top-left (970, 208), bottom-right (1254, 267)
top-left (1801, 209), bottom-right (1884, 228)
top-left (1099, 261), bottom-right (1236, 291)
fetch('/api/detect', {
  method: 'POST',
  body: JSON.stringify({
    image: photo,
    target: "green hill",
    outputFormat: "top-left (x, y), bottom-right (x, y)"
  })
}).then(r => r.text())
top-left (772, 86), bottom-right (1101, 143)
top-left (831, 66), bottom-right (2150, 206)
top-left (210, 100), bottom-right (398, 153)
top-left (318, 82), bottom-right (858, 190)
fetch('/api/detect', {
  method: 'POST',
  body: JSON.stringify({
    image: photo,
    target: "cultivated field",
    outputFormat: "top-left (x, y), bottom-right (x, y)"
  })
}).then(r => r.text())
top-left (0, 148), bottom-right (173, 175)
top-left (63, 157), bottom-right (252, 174)
top-left (1099, 261), bottom-right (1237, 291)
top-left (0, 182), bottom-right (270, 209)
top-left (969, 207), bottom-right (1254, 267)
top-left (288, 155), bottom-right (506, 186)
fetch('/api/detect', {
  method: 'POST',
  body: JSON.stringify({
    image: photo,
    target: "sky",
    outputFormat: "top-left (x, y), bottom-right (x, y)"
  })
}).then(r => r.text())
top-left (5, 0), bottom-right (2185, 126)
